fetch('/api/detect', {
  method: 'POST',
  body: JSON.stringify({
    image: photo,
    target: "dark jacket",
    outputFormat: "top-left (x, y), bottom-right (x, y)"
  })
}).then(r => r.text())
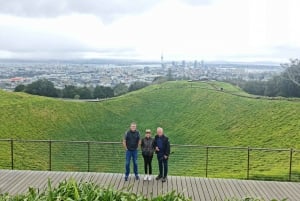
top-left (153, 134), bottom-right (170, 157)
top-left (124, 130), bottom-right (140, 151)
top-left (141, 137), bottom-right (154, 156)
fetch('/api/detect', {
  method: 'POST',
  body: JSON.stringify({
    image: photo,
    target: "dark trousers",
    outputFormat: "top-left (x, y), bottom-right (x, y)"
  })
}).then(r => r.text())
top-left (157, 155), bottom-right (168, 178)
top-left (142, 154), bottom-right (153, 174)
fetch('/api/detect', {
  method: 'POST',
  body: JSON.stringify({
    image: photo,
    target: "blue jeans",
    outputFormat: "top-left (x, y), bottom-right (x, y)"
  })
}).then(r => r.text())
top-left (125, 150), bottom-right (138, 177)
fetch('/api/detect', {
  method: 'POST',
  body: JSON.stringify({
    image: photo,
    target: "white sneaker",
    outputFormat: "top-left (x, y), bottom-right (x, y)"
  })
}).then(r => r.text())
top-left (144, 175), bottom-right (148, 181)
top-left (148, 175), bottom-right (152, 181)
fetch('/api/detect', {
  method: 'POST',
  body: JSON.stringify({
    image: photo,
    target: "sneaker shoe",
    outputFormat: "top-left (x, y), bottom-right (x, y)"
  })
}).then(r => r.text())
top-left (125, 176), bottom-right (128, 181)
top-left (156, 175), bottom-right (162, 180)
top-left (135, 175), bottom-right (140, 180)
top-left (143, 175), bottom-right (148, 181)
top-left (148, 175), bottom-right (152, 181)
top-left (162, 177), bottom-right (167, 182)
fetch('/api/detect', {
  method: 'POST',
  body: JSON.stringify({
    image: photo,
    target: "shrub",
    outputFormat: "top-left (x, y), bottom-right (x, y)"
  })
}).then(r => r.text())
top-left (0, 179), bottom-right (191, 201)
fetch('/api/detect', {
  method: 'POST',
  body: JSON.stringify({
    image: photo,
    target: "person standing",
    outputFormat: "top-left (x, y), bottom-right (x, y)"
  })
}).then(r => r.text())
top-left (123, 122), bottom-right (141, 181)
top-left (153, 127), bottom-right (170, 182)
top-left (141, 129), bottom-right (154, 181)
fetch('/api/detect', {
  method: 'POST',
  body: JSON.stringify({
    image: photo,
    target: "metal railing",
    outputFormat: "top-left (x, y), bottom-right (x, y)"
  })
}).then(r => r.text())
top-left (0, 139), bottom-right (299, 182)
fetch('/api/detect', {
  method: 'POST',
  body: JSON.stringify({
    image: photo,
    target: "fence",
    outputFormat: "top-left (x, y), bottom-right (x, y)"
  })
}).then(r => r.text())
top-left (0, 139), bottom-right (299, 182)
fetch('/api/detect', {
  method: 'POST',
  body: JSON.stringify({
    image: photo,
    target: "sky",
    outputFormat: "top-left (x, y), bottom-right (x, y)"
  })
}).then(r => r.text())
top-left (0, 0), bottom-right (299, 62)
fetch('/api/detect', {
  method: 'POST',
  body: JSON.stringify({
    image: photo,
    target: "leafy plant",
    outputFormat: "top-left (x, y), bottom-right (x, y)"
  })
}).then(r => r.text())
top-left (0, 179), bottom-right (192, 201)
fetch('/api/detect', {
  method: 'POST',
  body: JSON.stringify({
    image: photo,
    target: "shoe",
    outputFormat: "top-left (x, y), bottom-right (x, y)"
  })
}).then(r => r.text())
top-left (148, 175), bottom-right (152, 181)
top-left (135, 175), bottom-right (140, 180)
top-left (143, 175), bottom-right (148, 181)
top-left (156, 175), bottom-right (162, 180)
top-left (125, 176), bottom-right (128, 181)
top-left (162, 177), bottom-right (167, 182)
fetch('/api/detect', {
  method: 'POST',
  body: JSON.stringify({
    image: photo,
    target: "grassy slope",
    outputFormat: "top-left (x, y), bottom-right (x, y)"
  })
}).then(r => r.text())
top-left (1, 81), bottom-right (300, 179)
top-left (1, 81), bottom-right (299, 148)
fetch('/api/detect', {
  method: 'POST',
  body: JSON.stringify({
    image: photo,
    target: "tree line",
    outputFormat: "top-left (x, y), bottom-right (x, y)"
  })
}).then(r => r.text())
top-left (228, 59), bottom-right (300, 98)
top-left (14, 80), bottom-right (151, 99)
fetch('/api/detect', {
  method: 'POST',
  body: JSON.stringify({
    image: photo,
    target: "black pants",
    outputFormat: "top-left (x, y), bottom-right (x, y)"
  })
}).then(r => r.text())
top-left (142, 154), bottom-right (153, 174)
top-left (158, 155), bottom-right (168, 178)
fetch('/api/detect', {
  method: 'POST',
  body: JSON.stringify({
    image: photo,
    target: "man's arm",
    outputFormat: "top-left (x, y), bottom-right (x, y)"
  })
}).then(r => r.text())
top-left (165, 137), bottom-right (170, 158)
top-left (123, 132), bottom-right (127, 150)
top-left (123, 139), bottom-right (127, 150)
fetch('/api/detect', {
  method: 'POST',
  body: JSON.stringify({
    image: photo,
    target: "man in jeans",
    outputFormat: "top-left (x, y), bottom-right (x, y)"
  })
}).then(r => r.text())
top-left (153, 127), bottom-right (170, 182)
top-left (123, 122), bottom-right (141, 181)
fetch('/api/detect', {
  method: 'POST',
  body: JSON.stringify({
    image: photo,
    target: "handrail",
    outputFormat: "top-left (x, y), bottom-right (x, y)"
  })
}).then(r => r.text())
top-left (0, 139), bottom-right (296, 151)
top-left (0, 138), bottom-right (298, 182)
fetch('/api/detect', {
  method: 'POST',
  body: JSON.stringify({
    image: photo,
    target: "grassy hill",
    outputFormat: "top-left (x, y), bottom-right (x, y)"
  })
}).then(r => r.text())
top-left (1, 81), bottom-right (300, 180)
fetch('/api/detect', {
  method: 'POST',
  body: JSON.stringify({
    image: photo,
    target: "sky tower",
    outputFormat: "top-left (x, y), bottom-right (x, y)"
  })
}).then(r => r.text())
top-left (161, 52), bottom-right (165, 68)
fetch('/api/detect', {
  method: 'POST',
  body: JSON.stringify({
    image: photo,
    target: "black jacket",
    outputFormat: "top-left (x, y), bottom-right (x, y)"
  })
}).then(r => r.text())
top-left (153, 134), bottom-right (170, 156)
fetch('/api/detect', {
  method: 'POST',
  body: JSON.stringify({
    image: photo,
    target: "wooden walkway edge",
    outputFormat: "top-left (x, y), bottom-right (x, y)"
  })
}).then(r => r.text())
top-left (0, 170), bottom-right (299, 201)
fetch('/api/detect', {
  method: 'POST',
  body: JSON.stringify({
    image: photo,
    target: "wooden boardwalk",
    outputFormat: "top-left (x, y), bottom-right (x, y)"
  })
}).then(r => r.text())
top-left (0, 170), bottom-right (299, 201)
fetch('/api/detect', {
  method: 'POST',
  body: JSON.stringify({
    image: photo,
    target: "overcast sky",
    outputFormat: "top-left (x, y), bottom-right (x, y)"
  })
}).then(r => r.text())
top-left (0, 0), bottom-right (299, 62)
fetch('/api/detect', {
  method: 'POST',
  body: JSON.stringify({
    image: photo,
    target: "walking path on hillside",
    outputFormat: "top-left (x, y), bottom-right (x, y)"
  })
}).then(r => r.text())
top-left (0, 170), bottom-right (299, 200)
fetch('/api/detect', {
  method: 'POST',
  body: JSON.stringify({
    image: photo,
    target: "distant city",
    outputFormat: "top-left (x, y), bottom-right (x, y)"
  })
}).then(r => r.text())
top-left (0, 59), bottom-right (282, 91)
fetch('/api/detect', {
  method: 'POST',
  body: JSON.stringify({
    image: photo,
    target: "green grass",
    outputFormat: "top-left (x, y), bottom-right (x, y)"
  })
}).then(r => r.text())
top-left (1, 81), bottom-right (300, 180)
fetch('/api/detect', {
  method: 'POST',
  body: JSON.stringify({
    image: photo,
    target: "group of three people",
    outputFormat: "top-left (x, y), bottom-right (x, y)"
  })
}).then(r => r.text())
top-left (123, 122), bottom-right (170, 182)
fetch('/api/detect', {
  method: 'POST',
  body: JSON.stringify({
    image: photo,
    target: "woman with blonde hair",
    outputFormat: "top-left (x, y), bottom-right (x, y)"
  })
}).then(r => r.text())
top-left (141, 129), bottom-right (154, 181)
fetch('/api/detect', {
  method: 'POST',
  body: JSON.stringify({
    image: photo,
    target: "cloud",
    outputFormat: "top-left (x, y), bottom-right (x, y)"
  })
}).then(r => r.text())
top-left (0, 24), bottom-right (138, 59)
top-left (0, 24), bottom-right (87, 52)
top-left (180, 0), bottom-right (215, 6)
top-left (0, 0), bottom-right (161, 23)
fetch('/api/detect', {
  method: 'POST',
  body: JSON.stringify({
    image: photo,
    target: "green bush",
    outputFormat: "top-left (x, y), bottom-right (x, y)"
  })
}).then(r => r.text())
top-left (0, 179), bottom-right (191, 201)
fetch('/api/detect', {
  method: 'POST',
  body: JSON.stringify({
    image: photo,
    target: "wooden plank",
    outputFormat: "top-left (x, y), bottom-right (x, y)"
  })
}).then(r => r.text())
top-left (206, 177), bottom-right (223, 201)
top-left (210, 178), bottom-right (226, 200)
top-left (184, 176), bottom-right (195, 200)
top-left (191, 177), bottom-right (205, 201)
top-left (1, 170), bottom-right (300, 200)
top-left (247, 180), bottom-right (271, 200)
top-left (234, 179), bottom-right (254, 198)
top-left (9, 171), bottom-right (35, 194)
top-left (166, 175), bottom-right (173, 194)
top-left (265, 181), bottom-right (289, 200)
top-left (227, 178), bottom-right (247, 199)
top-left (184, 176), bottom-right (196, 200)
top-left (239, 180), bottom-right (260, 199)
top-left (196, 178), bottom-right (212, 201)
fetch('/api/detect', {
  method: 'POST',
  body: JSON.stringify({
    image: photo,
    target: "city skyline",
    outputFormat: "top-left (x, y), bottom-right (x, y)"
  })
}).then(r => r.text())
top-left (0, 0), bottom-right (299, 62)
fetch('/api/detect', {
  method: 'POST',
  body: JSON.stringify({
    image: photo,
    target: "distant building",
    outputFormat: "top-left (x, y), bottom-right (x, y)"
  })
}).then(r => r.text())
top-left (194, 60), bottom-right (198, 68)
top-left (182, 60), bottom-right (186, 67)
top-left (161, 53), bottom-right (165, 68)
top-left (144, 66), bottom-right (150, 74)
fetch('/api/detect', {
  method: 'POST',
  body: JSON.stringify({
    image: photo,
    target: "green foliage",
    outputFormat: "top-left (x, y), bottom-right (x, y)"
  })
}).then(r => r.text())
top-left (239, 59), bottom-right (300, 97)
top-left (128, 81), bottom-right (149, 92)
top-left (152, 76), bottom-right (168, 84)
top-left (25, 79), bottom-right (59, 97)
top-left (0, 179), bottom-right (191, 201)
top-left (94, 85), bottom-right (114, 99)
top-left (14, 84), bottom-right (25, 92)
top-left (113, 83), bottom-right (129, 96)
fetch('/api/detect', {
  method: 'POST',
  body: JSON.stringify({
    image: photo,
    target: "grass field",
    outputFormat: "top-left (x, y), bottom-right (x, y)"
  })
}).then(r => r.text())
top-left (1, 81), bottom-right (300, 180)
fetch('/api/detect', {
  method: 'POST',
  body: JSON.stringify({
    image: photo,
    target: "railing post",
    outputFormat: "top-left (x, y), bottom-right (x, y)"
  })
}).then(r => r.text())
top-left (49, 140), bottom-right (52, 171)
top-left (289, 148), bottom-right (293, 181)
top-left (10, 139), bottom-right (14, 170)
top-left (247, 147), bottom-right (250, 180)
top-left (205, 146), bottom-right (209, 178)
top-left (87, 141), bottom-right (90, 172)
